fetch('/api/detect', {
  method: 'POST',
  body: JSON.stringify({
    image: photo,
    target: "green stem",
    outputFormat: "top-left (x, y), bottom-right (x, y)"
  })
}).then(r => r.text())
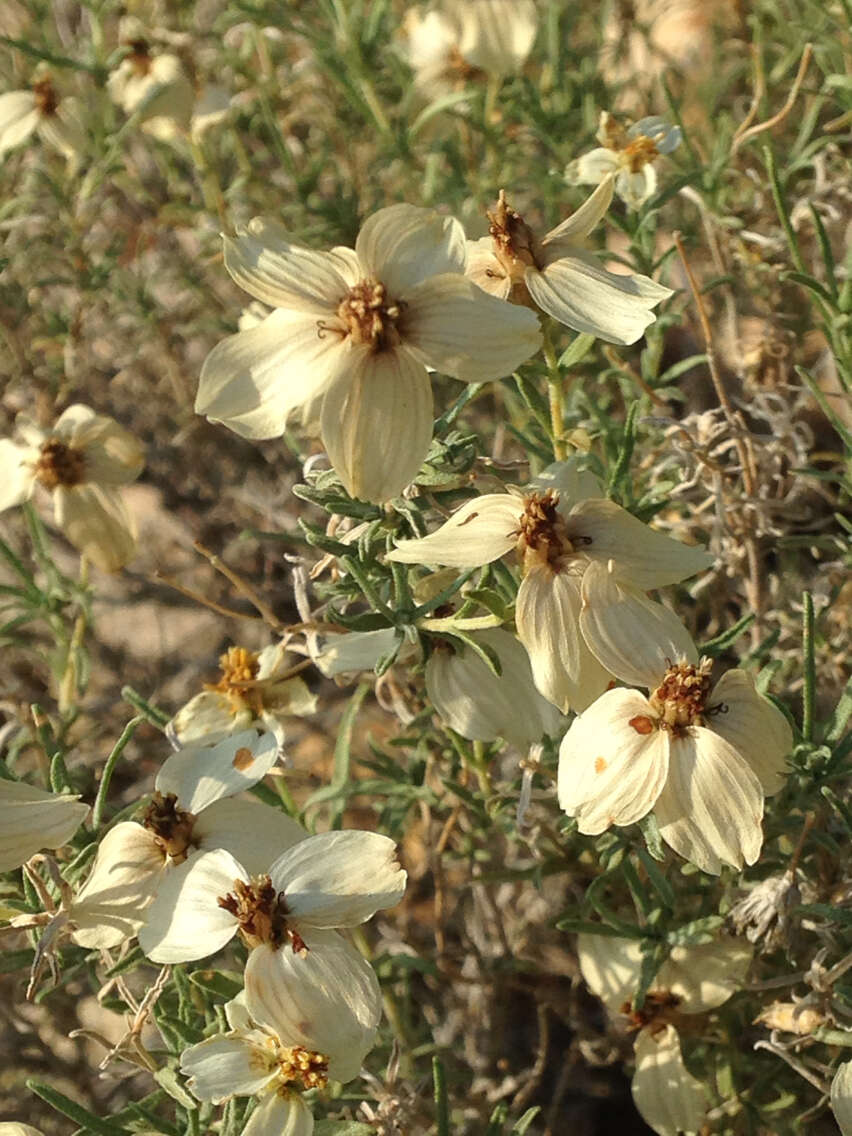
top-left (802, 591), bottom-right (815, 743)
top-left (433, 1057), bottom-right (450, 1136)
top-left (542, 324), bottom-right (566, 461)
top-left (92, 716), bottom-right (143, 829)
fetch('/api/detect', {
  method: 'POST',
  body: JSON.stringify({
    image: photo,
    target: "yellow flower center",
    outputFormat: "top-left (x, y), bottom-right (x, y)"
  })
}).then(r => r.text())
top-left (275, 1045), bottom-right (329, 1091)
top-left (648, 659), bottom-right (713, 735)
top-left (621, 135), bottom-right (660, 174)
top-left (35, 439), bottom-right (86, 489)
top-left (217, 876), bottom-right (306, 953)
top-left (207, 646), bottom-right (263, 716)
top-left (515, 490), bottom-right (576, 574)
top-left (337, 279), bottom-right (403, 350)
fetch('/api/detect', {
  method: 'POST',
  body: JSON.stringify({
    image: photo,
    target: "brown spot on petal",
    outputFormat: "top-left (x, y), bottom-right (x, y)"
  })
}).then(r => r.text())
top-left (232, 746), bottom-right (254, 770)
top-left (629, 715), bottom-right (655, 735)
top-left (594, 756), bottom-right (607, 774)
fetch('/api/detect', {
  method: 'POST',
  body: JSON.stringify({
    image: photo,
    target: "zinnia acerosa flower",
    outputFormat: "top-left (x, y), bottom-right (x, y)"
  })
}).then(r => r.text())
top-left (195, 205), bottom-right (542, 503)
top-left (0, 781), bottom-right (87, 872)
top-left (0, 404), bottom-right (144, 572)
top-left (467, 179), bottom-right (672, 344)
top-left (107, 33), bottom-right (195, 139)
top-left (567, 113), bottom-right (682, 210)
top-left (180, 993), bottom-right (358, 1132)
top-left (167, 643), bottom-right (317, 749)
top-left (578, 932), bottom-right (751, 1136)
top-left (71, 730), bottom-right (304, 948)
top-left (388, 459), bottom-right (712, 712)
top-left (401, 1), bottom-right (538, 97)
top-left (0, 71), bottom-right (86, 163)
top-left (558, 655), bottom-right (792, 873)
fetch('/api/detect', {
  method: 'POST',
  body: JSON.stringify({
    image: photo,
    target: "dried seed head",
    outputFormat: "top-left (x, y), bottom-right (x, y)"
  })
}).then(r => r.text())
top-left (337, 279), bottom-right (403, 350)
top-left (487, 190), bottom-right (541, 281)
top-left (217, 876), bottom-right (305, 953)
top-left (34, 439), bottom-right (86, 490)
top-left (32, 77), bottom-right (59, 117)
top-left (649, 658), bottom-right (714, 735)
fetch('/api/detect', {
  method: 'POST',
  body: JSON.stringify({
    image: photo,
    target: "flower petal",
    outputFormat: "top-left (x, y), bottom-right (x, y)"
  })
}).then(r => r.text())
top-left (315, 628), bottom-right (401, 677)
top-left (387, 493), bottom-right (520, 567)
top-left (425, 627), bottom-right (564, 747)
top-left (458, 0), bottom-right (538, 74)
top-left (541, 177), bottom-right (614, 246)
top-left (71, 822), bottom-right (166, 949)
top-left (558, 688), bottom-right (669, 832)
top-left (464, 237), bottom-right (511, 298)
top-left (244, 1091), bottom-right (314, 1136)
top-left (577, 932), bottom-right (643, 1014)
top-left (654, 729), bottom-right (764, 875)
top-left (632, 1024), bottom-right (707, 1136)
top-left (0, 781), bottom-right (88, 872)
top-left (532, 458), bottom-right (603, 504)
top-left (571, 147), bottom-right (620, 186)
top-left (270, 830), bottom-right (406, 928)
top-left (708, 670), bottom-right (792, 795)
top-left (526, 254), bottom-right (671, 345)
top-left (658, 938), bottom-right (752, 1013)
top-left (224, 220), bottom-right (349, 314)
top-left (138, 848), bottom-right (246, 962)
top-left (516, 568), bottom-right (611, 713)
top-left (180, 1033), bottom-right (278, 1103)
top-left (57, 408), bottom-right (144, 486)
top-left (832, 1060), bottom-right (852, 1136)
top-left (320, 348), bottom-right (433, 503)
top-left (53, 484), bottom-right (136, 572)
top-left (0, 440), bottom-right (36, 511)
top-left (403, 274), bottom-right (541, 381)
top-left (167, 690), bottom-right (251, 748)
top-left (155, 730), bottom-right (279, 815)
top-left (0, 90), bottom-right (39, 156)
top-left (355, 204), bottom-right (466, 295)
top-left (570, 498), bottom-right (714, 589)
top-left (245, 929), bottom-right (381, 1082)
top-left (196, 310), bottom-right (348, 441)
top-left (616, 166), bottom-right (656, 210)
top-left (579, 561), bottom-right (698, 688)
top-left (194, 798), bottom-right (307, 876)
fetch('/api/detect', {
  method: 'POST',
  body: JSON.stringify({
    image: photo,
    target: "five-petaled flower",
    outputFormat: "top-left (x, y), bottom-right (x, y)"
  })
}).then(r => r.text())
top-left (194, 204), bottom-right (541, 503)
top-left (567, 113), bottom-right (682, 210)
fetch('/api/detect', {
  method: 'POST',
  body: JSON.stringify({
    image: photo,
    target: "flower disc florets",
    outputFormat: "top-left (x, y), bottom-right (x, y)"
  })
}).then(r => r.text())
top-left (648, 658), bottom-right (714, 735)
top-left (32, 77), bottom-right (58, 117)
top-left (621, 990), bottom-right (682, 1034)
top-left (516, 490), bottom-right (575, 573)
top-left (142, 791), bottom-right (197, 860)
top-left (218, 876), bottom-right (304, 952)
top-left (34, 439), bottom-right (86, 489)
top-left (337, 279), bottom-right (403, 349)
top-left (207, 645), bottom-right (264, 716)
top-left (275, 1044), bottom-right (329, 1091)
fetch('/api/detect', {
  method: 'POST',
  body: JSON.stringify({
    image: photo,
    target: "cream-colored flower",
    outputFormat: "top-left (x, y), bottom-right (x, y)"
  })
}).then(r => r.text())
top-left (467, 179), bottom-right (672, 344)
top-left (107, 37), bottom-right (195, 139)
top-left (401, 1), bottom-right (538, 97)
top-left (388, 460), bottom-right (711, 712)
top-left (425, 627), bottom-right (564, 747)
top-left (0, 1126), bottom-right (47, 1136)
top-left (181, 992), bottom-right (363, 1131)
top-left (558, 657), bottom-right (792, 873)
top-left (70, 731), bottom-right (305, 949)
top-left (832, 1060), bottom-right (852, 1135)
top-left (0, 404), bottom-right (144, 572)
top-left (195, 205), bottom-right (542, 503)
top-left (167, 643), bottom-right (317, 749)
top-left (567, 113), bottom-right (682, 210)
top-left (0, 71), bottom-right (86, 163)
top-left (0, 780), bottom-right (87, 873)
top-left (578, 933), bottom-right (752, 1136)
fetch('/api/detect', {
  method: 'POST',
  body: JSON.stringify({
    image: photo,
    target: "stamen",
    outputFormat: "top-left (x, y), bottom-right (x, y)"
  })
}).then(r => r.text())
top-left (648, 659), bottom-right (714, 735)
top-left (516, 490), bottom-right (575, 573)
top-left (206, 646), bottom-right (264, 716)
top-left (337, 279), bottom-right (403, 349)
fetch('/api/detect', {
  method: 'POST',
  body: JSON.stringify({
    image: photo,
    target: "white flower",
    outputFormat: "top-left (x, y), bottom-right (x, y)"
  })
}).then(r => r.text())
top-left (107, 38), bottom-right (195, 139)
top-left (138, 831), bottom-right (406, 1067)
top-left (578, 933), bottom-right (751, 1136)
top-left (315, 627), bottom-right (418, 678)
top-left (167, 643), bottom-right (317, 749)
top-left (70, 730), bottom-right (304, 949)
top-left (195, 205), bottom-right (542, 503)
top-left (0, 404), bottom-right (144, 572)
top-left (831, 1060), bottom-right (852, 1135)
top-left (401, 1), bottom-right (538, 97)
top-left (0, 72), bottom-right (86, 163)
top-left (466, 179), bottom-right (672, 344)
top-left (388, 459), bottom-right (712, 712)
top-left (568, 113), bottom-right (682, 210)
top-left (0, 781), bottom-right (87, 872)
top-left (558, 658), bottom-right (792, 873)
top-left (180, 992), bottom-right (362, 1133)
top-left (425, 627), bottom-right (564, 747)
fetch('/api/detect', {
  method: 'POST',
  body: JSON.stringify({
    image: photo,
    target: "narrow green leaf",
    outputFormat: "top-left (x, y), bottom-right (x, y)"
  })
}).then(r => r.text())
top-left (26, 1079), bottom-right (130, 1135)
